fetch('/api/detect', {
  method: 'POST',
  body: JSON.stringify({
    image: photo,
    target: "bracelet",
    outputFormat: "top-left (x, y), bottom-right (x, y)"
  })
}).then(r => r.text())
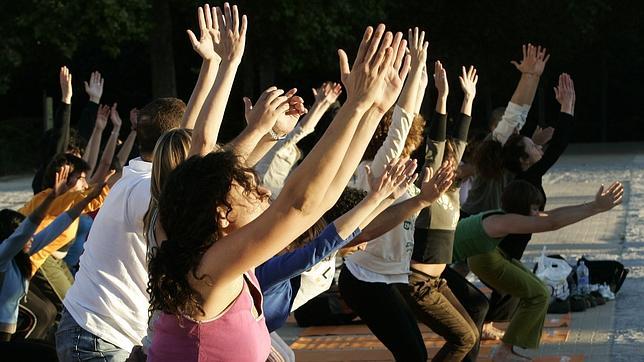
top-left (268, 128), bottom-right (286, 141)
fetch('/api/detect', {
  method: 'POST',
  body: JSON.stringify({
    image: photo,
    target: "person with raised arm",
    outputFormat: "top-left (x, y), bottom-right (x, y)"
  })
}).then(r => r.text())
top-left (146, 16), bottom-right (403, 359)
top-left (454, 180), bottom-right (623, 361)
top-left (181, 4), bottom-right (222, 130)
top-left (337, 27), bottom-right (439, 362)
top-left (461, 44), bottom-right (550, 217)
top-left (1, 167), bottom-right (105, 341)
top-left (404, 62), bottom-right (489, 361)
top-left (254, 82), bottom-right (342, 196)
top-left (56, 92), bottom-right (186, 362)
top-left (188, 3), bottom-right (248, 157)
top-left (484, 73), bottom-right (577, 329)
top-left (259, 158), bottom-right (417, 362)
top-left (32, 67), bottom-right (75, 194)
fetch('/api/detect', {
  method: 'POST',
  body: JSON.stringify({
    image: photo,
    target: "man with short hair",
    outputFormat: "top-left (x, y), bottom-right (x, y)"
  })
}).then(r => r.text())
top-left (56, 98), bottom-right (185, 362)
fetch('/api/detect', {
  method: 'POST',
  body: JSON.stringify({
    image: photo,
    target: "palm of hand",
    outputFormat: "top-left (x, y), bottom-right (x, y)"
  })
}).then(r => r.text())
top-left (374, 69), bottom-right (403, 112)
top-left (214, 30), bottom-right (245, 64)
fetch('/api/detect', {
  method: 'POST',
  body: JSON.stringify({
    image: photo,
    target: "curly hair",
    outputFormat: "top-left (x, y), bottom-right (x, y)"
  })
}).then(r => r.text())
top-left (0, 209), bottom-right (32, 278)
top-left (148, 150), bottom-right (259, 318)
top-left (362, 109), bottom-right (426, 161)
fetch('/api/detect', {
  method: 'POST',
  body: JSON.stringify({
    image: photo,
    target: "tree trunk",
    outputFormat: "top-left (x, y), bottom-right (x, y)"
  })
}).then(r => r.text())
top-left (149, 0), bottom-right (177, 98)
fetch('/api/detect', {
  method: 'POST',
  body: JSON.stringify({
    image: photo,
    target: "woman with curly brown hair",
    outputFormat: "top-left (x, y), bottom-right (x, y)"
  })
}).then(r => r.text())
top-left (146, 21), bottom-right (413, 361)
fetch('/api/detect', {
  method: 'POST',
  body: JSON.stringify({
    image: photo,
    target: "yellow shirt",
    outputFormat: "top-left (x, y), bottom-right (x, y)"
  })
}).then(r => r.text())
top-left (18, 186), bottom-right (109, 275)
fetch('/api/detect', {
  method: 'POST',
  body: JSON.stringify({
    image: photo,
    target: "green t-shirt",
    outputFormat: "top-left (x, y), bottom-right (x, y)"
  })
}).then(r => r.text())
top-left (452, 210), bottom-right (505, 262)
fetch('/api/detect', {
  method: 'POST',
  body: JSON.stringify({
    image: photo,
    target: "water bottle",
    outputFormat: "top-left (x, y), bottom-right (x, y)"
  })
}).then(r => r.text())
top-left (577, 261), bottom-right (590, 294)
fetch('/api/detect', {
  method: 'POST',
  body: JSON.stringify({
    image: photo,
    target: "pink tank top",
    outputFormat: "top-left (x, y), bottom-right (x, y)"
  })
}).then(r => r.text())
top-left (148, 271), bottom-right (271, 362)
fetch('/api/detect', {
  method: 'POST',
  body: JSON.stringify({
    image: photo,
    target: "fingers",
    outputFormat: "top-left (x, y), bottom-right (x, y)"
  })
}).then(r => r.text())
top-left (232, 4), bottom-right (239, 35)
top-left (223, 2), bottom-right (232, 31)
top-left (354, 26), bottom-right (374, 66)
top-left (242, 97), bottom-right (253, 114)
top-left (372, 31), bottom-right (393, 71)
top-left (197, 6), bottom-right (207, 35)
top-left (363, 24), bottom-right (386, 65)
top-left (187, 29), bottom-right (199, 48)
top-left (392, 33), bottom-right (405, 70)
top-left (399, 54), bottom-right (412, 80)
top-left (338, 49), bottom-right (350, 80)
top-left (215, 6), bottom-right (225, 33)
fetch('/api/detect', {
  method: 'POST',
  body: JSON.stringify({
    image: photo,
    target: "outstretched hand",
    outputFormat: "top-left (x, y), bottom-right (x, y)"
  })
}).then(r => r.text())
top-left (554, 73), bottom-right (575, 116)
top-left (60, 66), bottom-right (72, 104)
top-left (434, 60), bottom-right (448, 98)
top-left (593, 182), bottom-right (624, 212)
top-left (366, 158), bottom-right (418, 202)
top-left (84, 71), bottom-right (104, 104)
top-left (511, 43), bottom-right (550, 76)
top-left (53, 165), bottom-right (71, 197)
top-left (459, 65), bottom-right (478, 99)
top-left (372, 31), bottom-right (411, 112)
top-left (313, 82), bottom-right (343, 105)
top-left (419, 160), bottom-right (455, 204)
top-left (95, 105), bottom-right (110, 130)
top-left (187, 4), bottom-right (221, 62)
top-left (211, 3), bottom-right (247, 65)
top-left (337, 24), bottom-right (399, 109)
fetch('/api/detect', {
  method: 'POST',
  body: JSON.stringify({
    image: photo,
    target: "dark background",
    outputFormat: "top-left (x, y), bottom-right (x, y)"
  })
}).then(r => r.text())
top-left (1, 0), bottom-right (643, 174)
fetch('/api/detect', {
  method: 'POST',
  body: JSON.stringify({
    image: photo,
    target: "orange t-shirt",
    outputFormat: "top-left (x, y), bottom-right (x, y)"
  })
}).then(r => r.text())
top-left (18, 186), bottom-right (110, 275)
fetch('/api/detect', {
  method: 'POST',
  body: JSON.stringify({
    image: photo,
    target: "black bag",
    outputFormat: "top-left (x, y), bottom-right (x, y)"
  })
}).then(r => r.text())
top-left (577, 257), bottom-right (629, 293)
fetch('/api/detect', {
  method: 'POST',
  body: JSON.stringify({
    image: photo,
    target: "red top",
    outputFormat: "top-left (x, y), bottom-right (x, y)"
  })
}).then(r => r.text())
top-left (148, 271), bottom-right (271, 362)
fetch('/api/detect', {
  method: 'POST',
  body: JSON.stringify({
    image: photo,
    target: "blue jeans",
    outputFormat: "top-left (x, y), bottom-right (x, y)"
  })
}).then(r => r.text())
top-left (56, 308), bottom-right (130, 362)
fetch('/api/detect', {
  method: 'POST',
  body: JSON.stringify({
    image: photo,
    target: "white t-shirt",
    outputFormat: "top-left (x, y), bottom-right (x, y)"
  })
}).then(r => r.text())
top-left (291, 251), bottom-right (338, 311)
top-left (63, 158), bottom-right (152, 351)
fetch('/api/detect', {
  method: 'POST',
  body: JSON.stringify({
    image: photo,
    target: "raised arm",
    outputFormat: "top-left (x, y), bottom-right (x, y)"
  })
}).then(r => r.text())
top-left (322, 31), bottom-right (410, 202)
top-left (181, 4), bottom-right (222, 129)
top-left (396, 28), bottom-right (427, 114)
top-left (83, 105), bottom-right (109, 174)
top-left (0, 167), bottom-right (68, 263)
top-left (29, 181), bottom-right (106, 254)
top-left (434, 60), bottom-right (448, 115)
top-left (89, 103), bottom-right (122, 184)
top-left (78, 71), bottom-right (104, 139)
top-left (493, 44), bottom-right (550, 144)
top-left (365, 30), bottom-right (422, 179)
top-left (526, 73), bottom-right (575, 178)
top-left (484, 182), bottom-right (623, 238)
top-left (189, 3), bottom-right (247, 157)
top-left (204, 24), bottom-right (396, 282)
top-left (54, 66), bottom-right (72, 155)
top-left (115, 108), bottom-right (139, 169)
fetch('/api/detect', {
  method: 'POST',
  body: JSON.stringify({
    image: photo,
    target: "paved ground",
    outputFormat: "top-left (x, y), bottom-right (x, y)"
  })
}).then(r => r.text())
top-left (2, 143), bottom-right (643, 360)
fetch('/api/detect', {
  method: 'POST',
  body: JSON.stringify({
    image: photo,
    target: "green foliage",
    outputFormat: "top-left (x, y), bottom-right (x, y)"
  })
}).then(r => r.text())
top-left (0, 0), bottom-right (151, 94)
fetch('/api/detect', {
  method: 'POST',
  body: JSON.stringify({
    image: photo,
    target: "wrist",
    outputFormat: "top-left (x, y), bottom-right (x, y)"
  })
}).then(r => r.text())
top-left (414, 195), bottom-right (432, 208)
top-left (220, 58), bottom-right (242, 69)
top-left (89, 96), bottom-right (100, 103)
top-left (344, 97), bottom-right (372, 114)
top-left (560, 102), bottom-right (574, 115)
top-left (62, 96), bottom-right (72, 105)
top-left (437, 93), bottom-right (448, 101)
